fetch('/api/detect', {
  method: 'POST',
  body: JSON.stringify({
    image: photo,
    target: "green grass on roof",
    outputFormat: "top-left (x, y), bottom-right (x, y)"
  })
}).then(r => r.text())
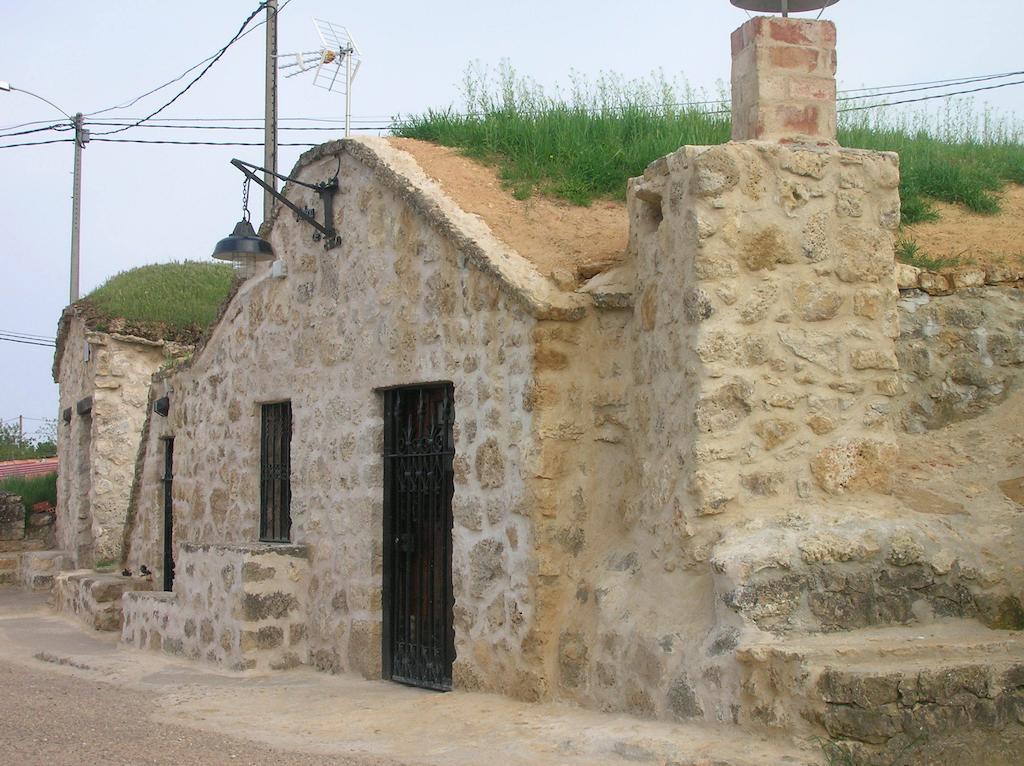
top-left (394, 64), bottom-right (1024, 224)
top-left (84, 260), bottom-right (235, 331)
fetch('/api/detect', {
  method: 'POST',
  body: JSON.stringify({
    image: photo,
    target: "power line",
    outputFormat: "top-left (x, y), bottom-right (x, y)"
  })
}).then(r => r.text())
top-left (0, 122), bottom-right (73, 138)
top-left (0, 138), bottom-right (75, 149)
top-left (0, 335), bottom-right (56, 348)
top-left (0, 330), bottom-right (55, 342)
top-left (87, 0), bottom-right (294, 119)
top-left (92, 3), bottom-right (273, 137)
top-left (839, 77), bottom-right (1024, 112)
top-left (839, 69), bottom-right (1024, 95)
top-left (82, 122), bottom-right (375, 131)
top-left (838, 70), bottom-right (1024, 102)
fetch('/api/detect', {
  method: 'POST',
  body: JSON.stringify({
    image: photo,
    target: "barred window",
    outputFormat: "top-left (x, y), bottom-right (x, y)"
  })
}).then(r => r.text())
top-left (260, 402), bottom-right (292, 542)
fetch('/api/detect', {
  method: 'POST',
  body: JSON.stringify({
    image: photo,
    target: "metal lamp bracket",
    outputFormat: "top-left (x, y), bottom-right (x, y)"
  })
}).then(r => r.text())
top-left (230, 158), bottom-right (342, 250)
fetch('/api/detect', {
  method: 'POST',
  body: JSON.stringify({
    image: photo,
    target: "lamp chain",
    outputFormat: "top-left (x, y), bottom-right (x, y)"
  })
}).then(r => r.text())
top-left (242, 177), bottom-right (252, 222)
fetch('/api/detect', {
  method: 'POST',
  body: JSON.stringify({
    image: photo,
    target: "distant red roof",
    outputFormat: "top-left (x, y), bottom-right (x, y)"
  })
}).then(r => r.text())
top-left (0, 458), bottom-right (58, 481)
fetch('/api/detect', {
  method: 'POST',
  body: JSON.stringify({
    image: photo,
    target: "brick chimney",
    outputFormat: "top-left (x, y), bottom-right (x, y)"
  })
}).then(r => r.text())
top-left (730, 16), bottom-right (837, 144)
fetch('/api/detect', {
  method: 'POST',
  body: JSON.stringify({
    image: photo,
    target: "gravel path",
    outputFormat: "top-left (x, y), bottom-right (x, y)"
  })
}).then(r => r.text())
top-left (0, 660), bottom-right (397, 766)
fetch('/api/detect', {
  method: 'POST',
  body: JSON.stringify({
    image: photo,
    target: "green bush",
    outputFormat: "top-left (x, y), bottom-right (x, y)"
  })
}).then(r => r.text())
top-left (0, 473), bottom-right (57, 511)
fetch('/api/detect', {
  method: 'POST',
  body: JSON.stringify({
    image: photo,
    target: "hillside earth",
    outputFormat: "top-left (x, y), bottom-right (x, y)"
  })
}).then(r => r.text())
top-left (903, 184), bottom-right (1024, 272)
top-left (388, 138), bottom-right (627, 283)
top-left (389, 138), bottom-right (1023, 283)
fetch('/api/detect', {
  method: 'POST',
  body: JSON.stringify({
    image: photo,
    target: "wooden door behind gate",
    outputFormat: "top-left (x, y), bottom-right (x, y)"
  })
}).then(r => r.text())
top-left (382, 384), bottom-right (455, 691)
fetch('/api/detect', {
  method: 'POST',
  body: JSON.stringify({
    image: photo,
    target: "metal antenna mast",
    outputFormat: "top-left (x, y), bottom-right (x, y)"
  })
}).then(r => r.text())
top-left (278, 19), bottom-right (363, 137)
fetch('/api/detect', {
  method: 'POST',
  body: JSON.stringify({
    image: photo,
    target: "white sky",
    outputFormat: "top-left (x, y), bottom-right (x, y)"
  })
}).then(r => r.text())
top-left (2, 0), bottom-right (1023, 433)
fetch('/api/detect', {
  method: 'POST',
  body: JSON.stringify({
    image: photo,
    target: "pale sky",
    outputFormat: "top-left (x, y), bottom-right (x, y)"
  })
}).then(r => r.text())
top-left (2, 0), bottom-right (1023, 434)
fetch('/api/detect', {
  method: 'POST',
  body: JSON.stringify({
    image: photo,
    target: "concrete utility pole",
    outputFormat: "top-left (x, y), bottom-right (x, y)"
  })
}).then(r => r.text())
top-left (1, 83), bottom-right (86, 305)
top-left (70, 112), bottom-right (87, 303)
top-left (264, 0), bottom-right (279, 223)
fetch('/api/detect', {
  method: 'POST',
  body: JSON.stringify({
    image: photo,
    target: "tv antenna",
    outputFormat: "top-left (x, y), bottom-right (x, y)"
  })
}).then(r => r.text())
top-left (730, 0), bottom-right (839, 16)
top-left (278, 18), bottom-right (362, 137)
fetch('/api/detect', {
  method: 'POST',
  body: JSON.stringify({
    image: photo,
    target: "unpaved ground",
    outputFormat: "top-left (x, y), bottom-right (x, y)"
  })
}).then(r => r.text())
top-left (387, 138), bottom-right (628, 281)
top-left (894, 385), bottom-right (1024, 516)
top-left (0, 661), bottom-right (383, 766)
top-left (0, 590), bottom-right (818, 766)
top-left (891, 185), bottom-right (1024, 272)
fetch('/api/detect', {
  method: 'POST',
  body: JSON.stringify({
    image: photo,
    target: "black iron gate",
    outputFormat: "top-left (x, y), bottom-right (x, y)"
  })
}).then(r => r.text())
top-left (382, 383), bottom-right (455, 691)
top-left (162, 437), bottom-right (174, 591)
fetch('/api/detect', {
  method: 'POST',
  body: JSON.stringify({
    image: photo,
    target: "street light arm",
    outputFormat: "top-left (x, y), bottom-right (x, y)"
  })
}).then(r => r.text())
top-left (3, 84), bottom-right (74, 124)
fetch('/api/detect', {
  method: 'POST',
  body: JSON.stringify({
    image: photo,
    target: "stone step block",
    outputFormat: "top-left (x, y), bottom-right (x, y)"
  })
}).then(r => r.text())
top-left (0, 553), bottom-right (19, 585)
top-left (737, 622), bottom-right (1024, 765)
top-left (53, 569), bottom-right (155, 632)
top-left (0, 539), bottom-right (45, 553)
top-left (20, 550), bottom-right (73, 591)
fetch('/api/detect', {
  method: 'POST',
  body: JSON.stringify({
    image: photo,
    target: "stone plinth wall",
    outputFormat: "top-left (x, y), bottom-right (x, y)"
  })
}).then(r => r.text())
top-left (0, 491), bottom-right (67, 589)
top-left (53, 570), bottom-right (154, 631)
top-left (121, 543), bottom-right (309, 671)
top-left (54, 313), bottom-right (188, 568)
top-left (0, 492), bottom-right (23, 541)
top-left (630, 141), bottom-right (900, 529)
top-left (896, 286), bottom-right (1024, 432)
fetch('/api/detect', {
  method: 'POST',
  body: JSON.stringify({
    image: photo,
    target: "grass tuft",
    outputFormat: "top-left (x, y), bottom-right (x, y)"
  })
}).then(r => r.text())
top-left (395, 63), bottom-right (1024, 225)
top-left (894, 237), bottom-right (960, 271)
top-left (84, 261), bottom-right (235, 331)
top-left (0, 473), bottom-right (57, 510)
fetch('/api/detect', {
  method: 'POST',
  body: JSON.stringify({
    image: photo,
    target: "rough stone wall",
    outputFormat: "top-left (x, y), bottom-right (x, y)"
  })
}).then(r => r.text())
top-left (124, 377), bottom-right (173, 581)
top-left (630, 141), bottom-right (901, 536)
top-left (55, 316), bottom-right (95, 563)
top-left (121, 543), bottom-right (309, 671)
top-left (53, 570), bottom-right (154, 631)
top-left (895, 286), bottom-right (1024, 432)
top-left (128, 139), bottom-right (544, 692)
top-left (55, 315), bottom-right (180, 566)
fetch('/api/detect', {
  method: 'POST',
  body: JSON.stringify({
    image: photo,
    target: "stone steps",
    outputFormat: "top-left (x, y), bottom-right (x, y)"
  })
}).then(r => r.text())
top-left (737, 622), bottom-right (1024, 765)
top-left (53, 570), bottom-right (155, 631)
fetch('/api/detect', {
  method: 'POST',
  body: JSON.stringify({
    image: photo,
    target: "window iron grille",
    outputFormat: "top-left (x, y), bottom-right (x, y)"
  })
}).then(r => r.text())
top-left (260, 401), bottom-right (292, 542)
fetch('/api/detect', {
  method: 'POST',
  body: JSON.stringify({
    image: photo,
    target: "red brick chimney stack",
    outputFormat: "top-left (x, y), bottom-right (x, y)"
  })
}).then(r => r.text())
top-left (730, 16), bottom-right (838, 144)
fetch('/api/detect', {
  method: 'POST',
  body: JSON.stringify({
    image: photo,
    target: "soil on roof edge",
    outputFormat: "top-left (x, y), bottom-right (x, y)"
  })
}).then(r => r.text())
top-left (387, 138), bottom-right (629, 282)
top-left (74, 298), bottom-right (208, 345)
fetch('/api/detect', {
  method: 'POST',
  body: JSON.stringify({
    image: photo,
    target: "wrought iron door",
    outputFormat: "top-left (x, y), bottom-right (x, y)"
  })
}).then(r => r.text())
top-left (162, 438), bottom-right (174, 591)
top-left (382, 384), bottom-right (455, 691)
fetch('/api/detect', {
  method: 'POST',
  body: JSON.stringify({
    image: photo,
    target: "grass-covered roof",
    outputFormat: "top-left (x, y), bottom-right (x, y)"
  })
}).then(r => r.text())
top-left (77, 260), bottom-right (236, 344)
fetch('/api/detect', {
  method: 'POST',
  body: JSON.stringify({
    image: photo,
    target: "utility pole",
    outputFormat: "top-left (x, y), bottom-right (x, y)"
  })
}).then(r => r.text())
top-left (70, 113), bottom-right (88, 303)
top-left (18, 416), bottom-right (23, 443)
top-left (264, 0), bottom-right (278, 223)
top-left (1, 83), bottom-right (85, 305)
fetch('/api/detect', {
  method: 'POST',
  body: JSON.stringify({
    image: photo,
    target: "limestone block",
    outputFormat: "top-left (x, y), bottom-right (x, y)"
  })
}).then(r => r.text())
top-left (919, 272), bottom-right (953, 296)
top-left (810, 438), bottom-right (898, 494)
top-left (894, 263), bottom-right (921, 290)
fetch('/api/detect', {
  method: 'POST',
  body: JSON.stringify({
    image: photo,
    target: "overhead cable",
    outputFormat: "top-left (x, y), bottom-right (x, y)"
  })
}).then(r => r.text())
top-left (839, 77), bottom-right (1024, 112)
top-left (87, 0), bottom-right (294, 118)
top-left (0, 335), bottom-right (56, 348)
top-left (91, 3), bottom-right (274, 137)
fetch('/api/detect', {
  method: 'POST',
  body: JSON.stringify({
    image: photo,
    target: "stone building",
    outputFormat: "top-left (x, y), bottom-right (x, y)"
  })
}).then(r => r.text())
top-left (59, 14), bottom-right (1024, 763)
top-left (53, 303), bottom-right (191, 567)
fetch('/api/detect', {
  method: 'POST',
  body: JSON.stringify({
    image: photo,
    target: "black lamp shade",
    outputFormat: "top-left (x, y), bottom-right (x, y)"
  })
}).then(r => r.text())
top-left (212, 219), bottom-right (275, 262)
